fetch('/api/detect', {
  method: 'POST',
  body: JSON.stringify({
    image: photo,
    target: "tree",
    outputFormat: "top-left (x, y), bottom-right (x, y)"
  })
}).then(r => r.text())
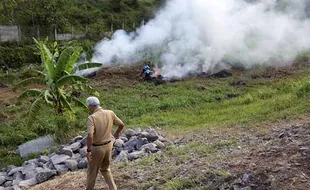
top-left (1, 0), bottom-right (24, 24)
top-left (14, 38), bottom-right (102, 118)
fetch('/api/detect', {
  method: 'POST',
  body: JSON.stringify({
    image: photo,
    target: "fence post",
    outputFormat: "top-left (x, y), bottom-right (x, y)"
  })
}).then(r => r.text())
top-left (18, 26), bottom-right (21, 41)
top-left (0, 26), bottom-right (2, 42)
top-left (36, 25), bottom-right (40, 40)
top-left (111, 23), bottom-right (114, 34)
top-left (54, 27), bottom-right (57, 41)
top-left (71, 25), bottom-right (74, 39)
top-left (122, 22), bottom-right (125, 30)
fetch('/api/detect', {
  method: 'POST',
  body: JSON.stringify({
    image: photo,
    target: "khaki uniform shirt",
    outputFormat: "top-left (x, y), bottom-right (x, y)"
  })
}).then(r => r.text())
top-left (87, 107), bottom-right (123, 143)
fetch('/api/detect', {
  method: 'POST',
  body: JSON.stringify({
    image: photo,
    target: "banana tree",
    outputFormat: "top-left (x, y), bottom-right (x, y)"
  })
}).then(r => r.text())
top-left (14, 38), bottom-right (102, 118)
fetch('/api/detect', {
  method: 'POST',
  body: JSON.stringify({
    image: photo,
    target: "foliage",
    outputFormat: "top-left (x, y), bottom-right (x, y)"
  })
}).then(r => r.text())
top-left (14, 38), bottom-right (100, 119)
top-left (0, 43), bottom-right (40, 68)
top-left (0, 0), bottom-right (161, 39)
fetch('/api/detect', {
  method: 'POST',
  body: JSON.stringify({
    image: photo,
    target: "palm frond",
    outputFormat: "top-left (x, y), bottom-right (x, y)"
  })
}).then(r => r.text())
top-left (44, 90), bottom-right (54, 106)
top-left (33, 70), bottom-right (45, 77)
top-left (55, 47), bottom-right (76, 80)
top-left (56, 75), bottom-right (88, 88)
top-left (72, 83), bottom-right (100, 96)
top-left (13, 78), bottom-right (45, 91)
top-left (28, 96), bottom-right (45, 121)
top-left (33, 38), bottom-right (56, 81)
top-left (65, 47), bottom-right (83, 73)
top-left (18, 89), bottom-right (44, 101)
top-left (70, 97), bottom-right (87, 108)
top-left (58, 89), bottom-right (73, 112)
top-left (72, 62), bottom-right (102, 73)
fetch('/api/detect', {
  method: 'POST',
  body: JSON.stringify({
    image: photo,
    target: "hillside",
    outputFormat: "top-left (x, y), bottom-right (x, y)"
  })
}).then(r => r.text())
top-left (1, 61), bottom-right (310, 189)
top-left (0, 0), bottom-right (164, 38)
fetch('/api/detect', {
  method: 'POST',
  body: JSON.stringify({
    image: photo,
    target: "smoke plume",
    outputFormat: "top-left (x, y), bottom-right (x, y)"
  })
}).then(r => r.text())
top-left (91, 0), bottom-right (310, 78)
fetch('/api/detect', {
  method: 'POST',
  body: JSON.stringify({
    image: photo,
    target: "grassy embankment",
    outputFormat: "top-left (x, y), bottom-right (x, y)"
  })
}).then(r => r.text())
top-left (1, 62), bottom-right (310, 173)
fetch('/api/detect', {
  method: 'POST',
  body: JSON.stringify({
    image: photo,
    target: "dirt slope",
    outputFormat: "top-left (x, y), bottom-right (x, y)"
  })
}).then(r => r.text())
top-left (29, 117), bottom-right (310, 190)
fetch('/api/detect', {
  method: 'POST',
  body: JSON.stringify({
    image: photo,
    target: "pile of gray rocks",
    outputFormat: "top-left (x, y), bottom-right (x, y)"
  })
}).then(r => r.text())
top-left (0, 128), bottom-right (171, 190)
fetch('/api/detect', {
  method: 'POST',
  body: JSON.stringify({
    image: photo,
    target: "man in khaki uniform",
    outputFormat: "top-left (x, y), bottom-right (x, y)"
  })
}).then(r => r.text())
top-left (86, 96), bottom-right (124, 190)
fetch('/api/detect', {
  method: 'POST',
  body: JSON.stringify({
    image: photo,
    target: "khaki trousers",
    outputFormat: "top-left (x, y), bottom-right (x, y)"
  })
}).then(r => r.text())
top-left (86, 142), bottom-right (117, 190)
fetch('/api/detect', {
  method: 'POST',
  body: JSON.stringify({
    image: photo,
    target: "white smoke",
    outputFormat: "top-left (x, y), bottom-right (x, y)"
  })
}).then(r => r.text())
top-left (91, 0), bottom-right (310, 78)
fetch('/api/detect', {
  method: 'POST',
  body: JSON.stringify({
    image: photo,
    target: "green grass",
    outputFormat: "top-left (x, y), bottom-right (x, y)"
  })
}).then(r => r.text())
top-left (1, 67), bottom-right (310, 168)
top-left (95, 71), bottom-right (310, 133)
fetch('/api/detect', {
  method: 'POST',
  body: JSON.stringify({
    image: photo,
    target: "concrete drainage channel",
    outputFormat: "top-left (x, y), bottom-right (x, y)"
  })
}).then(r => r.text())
top-left (0, 128), bottom-right (172, 190)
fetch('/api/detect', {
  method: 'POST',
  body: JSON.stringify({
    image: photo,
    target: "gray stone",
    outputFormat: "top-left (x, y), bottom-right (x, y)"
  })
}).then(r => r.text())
top-left (128, 151), bottom-right (145, 161)
top-left (46, 161), bottom-right (55, 170)
top-left (19, 177), bottom-right (38, 188)
top-left (12, 179), bottom-right (21, 186)
top-left (6, 165), bottom-right (15, 172)
top-left (77, 158), bottom-right (88, 169)
top-left (8, 167), bottom-right (23, 176)
top-left (4, 180), bottom-right (12, 187)
top-left (72, 153), bottom-right (81, 163)
top-left (158, 135), bottom-right (167, 142)
top-left (79, 147), bottom-right (87, 158)
top-left (141, 143), bottom-right (158, 153)
top-left (134, 128), bottom-right (142, 135)
top-left (153, 140), bottom-right (165, 149)
top-left (36, 169), bottom-right (56, 183)
top-left (141, 131), bottom-right (158, 142)
top-left (136, 138), bottom-right (149, 150)
top-left (22, 159), bottom-right (38, 167)
top-left (112, 149), bottom-right (119, 157)
top-left (145, 128), bottom-right (157, 133)
top-left (125, 129), bottom-right (136, 138)
top-left (69, 142), bottom-right (81, 152)
top-left (115, 151), bottom-right (128, 162)
top-left (114, 146), bottom-right (123, 152)
top-left (57, 147), bottom-right (73, 157)
top-left (22, 162), bottom-right (36, 173)
top-left (24, 169), bottom-right (37, 180)
top-left (0, 176), bottom-right (6, 185)
top-left (48, 152), bottom-right (56, 158)
top-left (37, 162), bottom-right (44, 167)
top-left (120, 137), bottom-right (128, 142)
top-left (124, 136), bottom-right (138, 149)
top-left (22, 164), bottom-right (38, 180)
top-left (114, 139), bottom-right (124, 148)
top-left (64, 160), bottom-right (78, 171)
top-left (18, 135), bottom-right (55, 158)
top-left (54, 164), bottom-right (68, 174)
top-left (70, 136), bottom-right (83, 144)
top-left (5, 176), bottom-right (13, 181)
top-left (0, 172), bottom-right (6, 176)
top-left (80, 136), bottom-right (87, 146)
top-left (38, 155), bottom-right (50, 164)
top-left (13, 171), bottom-right (23, 180)
top-left (51, 154), bottom-right (70, 165)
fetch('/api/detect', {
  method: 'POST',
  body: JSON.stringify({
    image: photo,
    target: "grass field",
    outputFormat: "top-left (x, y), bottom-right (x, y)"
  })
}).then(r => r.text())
top-left (1, 64), bottom-right (310, 170)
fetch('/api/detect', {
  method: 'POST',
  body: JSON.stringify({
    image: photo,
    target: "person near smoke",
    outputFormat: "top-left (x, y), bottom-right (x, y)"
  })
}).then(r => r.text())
top-left (140, 64), bottom-right (153, 80)
top-left (85, 96), bottom-right (124, 190)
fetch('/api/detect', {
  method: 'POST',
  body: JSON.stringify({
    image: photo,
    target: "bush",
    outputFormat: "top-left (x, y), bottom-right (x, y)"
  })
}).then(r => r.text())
top-left (0, 44), bottom-right (40, 68)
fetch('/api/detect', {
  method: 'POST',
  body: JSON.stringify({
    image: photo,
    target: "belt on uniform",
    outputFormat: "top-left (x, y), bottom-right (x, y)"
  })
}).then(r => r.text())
top-left (92, 141), bottom-right (111, 146)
